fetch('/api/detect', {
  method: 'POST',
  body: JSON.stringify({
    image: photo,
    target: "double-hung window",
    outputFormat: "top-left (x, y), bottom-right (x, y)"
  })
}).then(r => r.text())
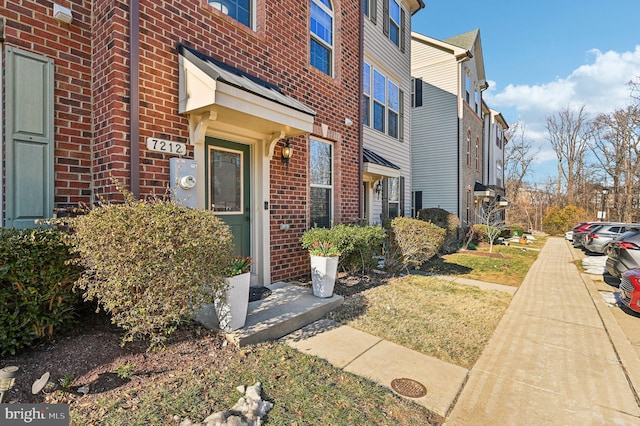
top-left (387, 81), bottom-right (399, 138)
top-left (208, 0), bottom-right (252, 28)
top-left (388, 0), bottom-right (400, 46)
top-left (363, 63), bottom-right (371, 127)
top-left (475, 138), bottom-right (480, 171)
top-left (310, 0), bottom-right (333, 76)
top-left (364, 65), bottom-right (402, 139)
top-left (310, 139), bottom-right (333, 228)
top-left (466, 131), bottom-right (471, 166)
top-left (373, 70), bottom-right (386, 133)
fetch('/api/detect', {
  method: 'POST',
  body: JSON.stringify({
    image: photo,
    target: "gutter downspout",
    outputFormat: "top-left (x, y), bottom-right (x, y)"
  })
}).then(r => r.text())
top-left (358, 0), bottom-right (364, 221)
top-left (129, 0), bottom-right (140, 198)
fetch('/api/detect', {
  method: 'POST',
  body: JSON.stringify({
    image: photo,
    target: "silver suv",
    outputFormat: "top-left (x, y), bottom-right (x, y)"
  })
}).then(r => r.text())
top-left (584, 223), bottom-right (640, 254)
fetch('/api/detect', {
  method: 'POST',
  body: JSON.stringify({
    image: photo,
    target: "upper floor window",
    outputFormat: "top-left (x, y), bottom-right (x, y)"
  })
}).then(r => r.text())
top-left (310, 0), bottom-right (334, 76)
top-left (466, 131), bottom-right (471, 166)
top-left (373, 70), bottom-right (386, 133)
top-left (465, 74), bottom-right (471, 103)
top-left (388, 81), bottom-right (399, 138)
top-left (383, 0), bottom-right (405, 52)
top-left (475, 89), bottom-right (480, 114)
top-left (208, 0), bottom-right (252, 28)
top-left (363, 64), bottom-right (403, 139)
top-left (496, 127), bottom-right (503, 149)
top-left (363, 63), bottom-right (371, 127)
top-left (475, 137), bottom-right (480, 171)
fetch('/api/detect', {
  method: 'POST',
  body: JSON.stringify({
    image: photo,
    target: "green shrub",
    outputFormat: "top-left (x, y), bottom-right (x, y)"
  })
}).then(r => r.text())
top-left (301, 224), bottom-right (386, 274)
top-left (387, 217), bottom-right (445, 272)
top-left (68, 197), bottom-right (235, 347)
top-left (416, 208), bottom-right (460, 253)
top-left (0, 228), bottom-right (81, 356)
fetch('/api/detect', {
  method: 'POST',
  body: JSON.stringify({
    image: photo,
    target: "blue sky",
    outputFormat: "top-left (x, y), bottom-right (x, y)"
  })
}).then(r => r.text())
top-left (412, 1), bottom-right (640, 183)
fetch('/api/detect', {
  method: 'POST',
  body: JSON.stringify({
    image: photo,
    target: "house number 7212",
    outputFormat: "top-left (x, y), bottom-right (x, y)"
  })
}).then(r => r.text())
top-left (146, 137), bottom-right (186, 155)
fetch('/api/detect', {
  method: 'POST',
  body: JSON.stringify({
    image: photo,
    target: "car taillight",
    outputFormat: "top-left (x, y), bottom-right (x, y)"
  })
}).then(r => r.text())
top-left (618, 241), bottom-right (639, 250)
top-left (589, 233), bottom-right (598, 239)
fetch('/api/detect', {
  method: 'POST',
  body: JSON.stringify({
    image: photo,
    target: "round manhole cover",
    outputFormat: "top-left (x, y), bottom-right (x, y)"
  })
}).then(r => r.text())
top-left (390, 378), bottom-right (427, 398)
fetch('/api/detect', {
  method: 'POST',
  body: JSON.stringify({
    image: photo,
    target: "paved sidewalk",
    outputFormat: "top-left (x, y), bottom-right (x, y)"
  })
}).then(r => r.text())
top-left (446, 237), bottom-right (640, 425)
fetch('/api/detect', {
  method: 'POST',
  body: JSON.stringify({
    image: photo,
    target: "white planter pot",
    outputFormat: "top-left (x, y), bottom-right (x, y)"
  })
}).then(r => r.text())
top-left (216, 272), bottom-right (251, 331)
top-left (195, 272), bottom-right (250, 332)
top-left (310, 255), bottom-right (339, 298)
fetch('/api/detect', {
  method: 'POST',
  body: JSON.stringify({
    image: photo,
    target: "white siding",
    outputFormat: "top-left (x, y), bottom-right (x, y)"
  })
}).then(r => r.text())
top-left (363, 0), bottom-right (416, 222)
top-left (410, 36), bottom-right (461, 216)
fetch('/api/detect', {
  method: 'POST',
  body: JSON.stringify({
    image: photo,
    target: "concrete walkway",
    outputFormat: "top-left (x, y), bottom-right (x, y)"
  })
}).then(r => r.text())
top-left (446, 237), bottom-right (640, 425)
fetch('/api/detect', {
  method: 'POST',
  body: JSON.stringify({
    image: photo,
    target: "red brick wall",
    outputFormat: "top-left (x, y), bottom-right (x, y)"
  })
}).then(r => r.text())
top-left (2, 0), bottom-right (362, 281)
top-left (1, 0), bottom-right (93, 208)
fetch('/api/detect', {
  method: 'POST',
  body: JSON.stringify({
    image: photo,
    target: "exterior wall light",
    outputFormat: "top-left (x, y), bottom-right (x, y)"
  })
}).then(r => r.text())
top-left (375, 180), bottom-right (382, 199)
top-left (0, 366), bottom-right (19, 403)
top-left (53, 3), bottom-right (73, 24)
top-left (281, 139), bottom-right (293, 173)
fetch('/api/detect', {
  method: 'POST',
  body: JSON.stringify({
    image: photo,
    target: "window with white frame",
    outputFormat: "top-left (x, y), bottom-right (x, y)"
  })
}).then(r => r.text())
top-left (387, 177), bottom-right (400, 217)
top-left (310, 138), bottom-right (333, 228)
top-left (363, 0), bottom-right (377, 21)
top-left (465, 73), bottom-right (471, 104)
top-left (388, 0), bottom-right (400, 46)
top-left (475, 89), bottom-right (480, 114)
top-left (310, 0), bottom-right (333, 76)
top-left (363, 63), bottom-right (371, 127)
top-left (364, 64), bottom-right (402, 139)
top-left (373, 69), bottom-right (386, 133)
top-left (208, 0), bottom-right (252, 28)
top-left (475, 137), bottom-right (480, 171)
top-left (466, 131), bottom-right (471, 166)
top-left (496, 127), bottom-right (503, 149)
top-left (388, 80), bottom-right (399, 138)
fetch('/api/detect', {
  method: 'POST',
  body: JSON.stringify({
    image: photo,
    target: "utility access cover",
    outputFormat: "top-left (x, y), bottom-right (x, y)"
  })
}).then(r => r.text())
top-left (390, 378), bottom-right (427, 398)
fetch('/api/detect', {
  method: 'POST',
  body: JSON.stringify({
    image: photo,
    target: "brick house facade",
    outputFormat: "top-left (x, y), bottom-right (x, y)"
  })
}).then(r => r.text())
top-left (1, 0), bottom-right (362, 285)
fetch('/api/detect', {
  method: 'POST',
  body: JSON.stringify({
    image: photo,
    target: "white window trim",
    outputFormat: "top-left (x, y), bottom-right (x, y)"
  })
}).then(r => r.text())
top-left (365, 64), bottom-right (400, 138)
top-left (310, 0), bottom-right (335, 76)
top-left (310, 137), bottom-right (334, 226)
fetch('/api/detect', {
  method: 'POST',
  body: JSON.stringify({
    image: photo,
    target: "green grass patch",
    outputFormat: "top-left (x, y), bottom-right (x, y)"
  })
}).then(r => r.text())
top-left (423, 237), bottom-right (547, 286)
top-left (328, 275), bottom-right (512, 369)
top-left (71, 343), bottom-right (440, 425)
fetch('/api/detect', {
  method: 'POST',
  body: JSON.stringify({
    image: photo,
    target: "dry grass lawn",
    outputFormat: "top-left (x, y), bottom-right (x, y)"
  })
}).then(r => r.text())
top-left (328, 275), bottom-right (512, 369)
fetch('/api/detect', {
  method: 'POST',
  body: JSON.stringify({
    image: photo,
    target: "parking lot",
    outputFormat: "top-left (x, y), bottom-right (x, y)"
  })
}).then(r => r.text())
top-left (572, 242), bottom-right (640, 359)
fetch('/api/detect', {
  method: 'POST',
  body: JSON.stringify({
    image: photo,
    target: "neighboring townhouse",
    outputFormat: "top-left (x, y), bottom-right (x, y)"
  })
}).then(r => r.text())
top-left (410, 29), bottom-right (489, 225)
top-left (1, 0), bottom-right (361, 285)
top-left (361, 0), bottom-right (424, 224)
top-left (482, 102), bottom-right (509, 211)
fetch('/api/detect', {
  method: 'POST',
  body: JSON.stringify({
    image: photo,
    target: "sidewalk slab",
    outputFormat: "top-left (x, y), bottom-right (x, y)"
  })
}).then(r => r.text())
top-left (282, 319), bottom-right (469, 418)
top-left (344, 339), bottom-right (468, 418)
top-left (446, 238), bottom-right (640, 425)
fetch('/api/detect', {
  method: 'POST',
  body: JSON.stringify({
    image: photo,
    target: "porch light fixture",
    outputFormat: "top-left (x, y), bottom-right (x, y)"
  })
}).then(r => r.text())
top-left (53, 3), bottom-right (73, 24)
top-left (375, 180), bottom-right (382, 199)
top-left (32, 372), bottom-right (86, 396)
top-left (0, 366), bottom-right (19, 403)
top-left (281, 139), bottom-right (293, 173)
top-left (209, 1), bottom-right (229, 14)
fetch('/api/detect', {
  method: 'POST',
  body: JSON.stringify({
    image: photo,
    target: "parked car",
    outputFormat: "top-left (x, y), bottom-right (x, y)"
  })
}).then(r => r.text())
top-left (605, 229), bottom-right (640, 278)
top-left (583, 223), bottom-right (640, 254)
top-left (572, 222), bottom-right (606, 248)
top-left (619, 268), bottom-right (640, 313)
top-left (565, 231), bottom-right (574, 241)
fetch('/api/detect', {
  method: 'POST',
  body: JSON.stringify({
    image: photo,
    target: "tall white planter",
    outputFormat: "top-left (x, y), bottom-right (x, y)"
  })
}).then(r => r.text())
top-left (215, 272), bottom-right (251, 331)
top-left (195, 272), bottom-right (250, 332)
top-left (310, 255), bottom-right (339, 298)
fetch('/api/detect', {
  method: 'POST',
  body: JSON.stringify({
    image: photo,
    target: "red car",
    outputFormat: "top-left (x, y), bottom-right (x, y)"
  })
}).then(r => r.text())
top-left (620, 269), bottom-right (640, 313)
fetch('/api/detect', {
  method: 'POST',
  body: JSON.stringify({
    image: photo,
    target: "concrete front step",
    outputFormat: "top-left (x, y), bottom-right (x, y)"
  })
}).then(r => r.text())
top-left (225, 281), bottom-right (344, 346)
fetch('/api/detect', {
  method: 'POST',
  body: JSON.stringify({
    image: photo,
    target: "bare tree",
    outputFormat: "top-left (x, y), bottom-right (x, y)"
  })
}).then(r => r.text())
top-left (591, 105), bottom-right (640, 222)
top-left (475, 197), bottom-right (507, 253)
top-left (546, 105), bottom-right (593, 205)
top-left (503, 122), bottom-right (540, 227)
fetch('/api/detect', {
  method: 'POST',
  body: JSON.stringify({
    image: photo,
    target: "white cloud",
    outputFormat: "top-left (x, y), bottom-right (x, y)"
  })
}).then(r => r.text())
top-left (485, 45), bottom-right (640, 182)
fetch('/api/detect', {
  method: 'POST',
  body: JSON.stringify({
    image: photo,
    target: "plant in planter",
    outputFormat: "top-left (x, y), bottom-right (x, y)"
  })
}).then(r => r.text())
top-left (305, 240), bottom-right (341, 298)
top-left (218, 256), bottom-right (252, 331)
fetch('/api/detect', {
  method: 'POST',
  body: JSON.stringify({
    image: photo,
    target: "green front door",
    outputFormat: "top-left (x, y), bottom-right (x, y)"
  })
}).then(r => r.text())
top-left (205, 138), bottom-right (251, 257)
